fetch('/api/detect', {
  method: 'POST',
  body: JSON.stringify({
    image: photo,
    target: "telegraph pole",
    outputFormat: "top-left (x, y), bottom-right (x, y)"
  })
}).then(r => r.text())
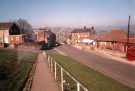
top-left (126, 16), bottom-right (131, 57)
top-left (3, 31), bottom-right (4, 47)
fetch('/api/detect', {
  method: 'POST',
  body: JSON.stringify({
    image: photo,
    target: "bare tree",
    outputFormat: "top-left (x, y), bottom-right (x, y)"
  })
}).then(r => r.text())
top-left (15, 19), bottom-right (35, 42)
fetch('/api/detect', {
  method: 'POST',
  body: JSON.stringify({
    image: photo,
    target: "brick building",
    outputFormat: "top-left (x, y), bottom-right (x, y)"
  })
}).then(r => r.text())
top-left (34, 28), bottom-right (48, 43)
top-left (34, 28), bottom-right (56, 46)
top-left (71, 26), bottom-right (96, 44)
top-left (0, 22), bottom-right (24, 47)
top-left (9, 35), bottom-right (24, 46)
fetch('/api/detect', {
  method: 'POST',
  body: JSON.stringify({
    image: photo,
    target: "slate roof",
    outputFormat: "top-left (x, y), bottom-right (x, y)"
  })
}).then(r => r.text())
top-left (0, 22), bottom-right (12, 30)
top-left (97, 29), bottom-right (135, 43)
top-left (71, 27), bottom-right (96, 34)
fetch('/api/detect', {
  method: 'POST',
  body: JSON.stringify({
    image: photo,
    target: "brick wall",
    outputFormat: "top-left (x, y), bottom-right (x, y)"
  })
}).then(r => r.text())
top-left (9, 35), bottom-right (23, 45)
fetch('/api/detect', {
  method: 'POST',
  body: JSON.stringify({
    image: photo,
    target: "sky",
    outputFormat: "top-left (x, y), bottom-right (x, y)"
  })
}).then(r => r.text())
top-left (0, 0), bottom-right (134, 27)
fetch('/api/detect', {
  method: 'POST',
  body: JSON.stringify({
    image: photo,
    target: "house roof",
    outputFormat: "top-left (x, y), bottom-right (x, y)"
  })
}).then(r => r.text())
top-left (0, 22), bottom-right (12, 30)
top-left (72, 28), bottom-right (90, 33)
top-left (96, 29), bottom-right (135, 43)
top-left (71, 26), bottom-right (96, 34)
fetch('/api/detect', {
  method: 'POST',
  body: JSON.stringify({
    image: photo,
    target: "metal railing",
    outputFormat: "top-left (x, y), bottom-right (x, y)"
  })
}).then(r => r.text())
top-left (46, 54), bottom-right (89, 91)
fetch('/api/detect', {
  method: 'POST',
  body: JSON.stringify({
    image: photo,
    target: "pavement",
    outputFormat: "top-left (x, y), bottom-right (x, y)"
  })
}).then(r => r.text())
top-left (31, 52), bottom-right (59, 91)
top-left (93, 48), bottom-right (135, 66)
top-left (55, 44), bottom-right (135, 89)
top-left (73, 44), bottom-right (135, 66)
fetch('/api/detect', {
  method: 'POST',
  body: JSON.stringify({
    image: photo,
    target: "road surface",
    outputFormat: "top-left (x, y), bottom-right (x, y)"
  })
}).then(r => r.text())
top-left (55, 45), bottom-right (135, 88)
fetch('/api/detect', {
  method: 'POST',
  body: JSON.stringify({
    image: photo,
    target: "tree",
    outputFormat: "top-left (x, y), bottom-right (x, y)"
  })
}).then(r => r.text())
top-left (15, 19), bottom-right (35, 42)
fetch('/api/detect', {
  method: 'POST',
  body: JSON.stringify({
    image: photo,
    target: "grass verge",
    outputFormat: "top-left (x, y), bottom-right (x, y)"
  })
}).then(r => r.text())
top-left (0, 48), bottom-right (38, 91)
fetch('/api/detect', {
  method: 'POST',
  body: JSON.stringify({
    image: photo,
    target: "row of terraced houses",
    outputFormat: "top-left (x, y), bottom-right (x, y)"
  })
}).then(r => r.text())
top-left (0, 22), bottom-right (55, 48)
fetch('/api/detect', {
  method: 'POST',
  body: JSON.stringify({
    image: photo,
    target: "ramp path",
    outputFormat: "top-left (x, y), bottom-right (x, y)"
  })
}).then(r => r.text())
top-left (31, 52), bottom-right (59, 91)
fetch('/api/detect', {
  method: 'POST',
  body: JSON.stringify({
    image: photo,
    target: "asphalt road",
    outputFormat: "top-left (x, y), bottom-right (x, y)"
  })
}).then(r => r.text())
top-left (55, 44), bottom-right (135, 88)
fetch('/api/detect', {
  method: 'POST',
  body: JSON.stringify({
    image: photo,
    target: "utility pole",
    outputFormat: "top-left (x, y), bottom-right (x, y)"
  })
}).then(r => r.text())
top-left (3, 31), bottom-right (4, 47)
top-left (126, 16), bottom-right (131, 57)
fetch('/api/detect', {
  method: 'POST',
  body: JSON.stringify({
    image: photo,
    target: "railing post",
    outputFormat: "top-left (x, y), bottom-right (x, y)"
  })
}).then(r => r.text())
top-left (49, 57), bottom-right (51, 69)
top-left (50, 57), bottom-right (53, 72)
top-left (77, 82), bottom-right (80, 91)
top-left (54, 62), bottom-right (57, 80)
top-left (85, 88), bottom-right (88, 91)
top-left (48, 56), bottom-right (50, 68)
top-left (43, 51), bottom-right (45, 56)
top-left (61, 67), bottom-right (64, 91)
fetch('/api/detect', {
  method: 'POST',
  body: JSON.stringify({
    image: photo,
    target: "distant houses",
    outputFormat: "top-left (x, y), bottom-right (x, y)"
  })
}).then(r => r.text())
top-left (56, 30), bottom-right (71, 44)
top-left (0, 22), bottom-right (24, 48)
top-left (34, 28), bottom-right (56, 48)
top-left (34, 28), bottom-right (48, 43)
top-left (0, 22), bottom-right (56, 49)
top-left (96, 29), bottom-right (135, 52)
top-left (70, 26), bottom-right (135, 54)
top-left (71, 26), bottom-right (96, 44)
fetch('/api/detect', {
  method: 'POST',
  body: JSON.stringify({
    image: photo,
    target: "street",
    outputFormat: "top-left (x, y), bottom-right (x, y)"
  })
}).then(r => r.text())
top-left (55, 44), bottom-right (135, 88)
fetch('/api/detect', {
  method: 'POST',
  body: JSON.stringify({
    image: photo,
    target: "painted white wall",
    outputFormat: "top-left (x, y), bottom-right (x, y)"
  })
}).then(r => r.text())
top-left (81, 39), bottom-right (94, 44)
top-left (4, 30), bottom-right (10, 43)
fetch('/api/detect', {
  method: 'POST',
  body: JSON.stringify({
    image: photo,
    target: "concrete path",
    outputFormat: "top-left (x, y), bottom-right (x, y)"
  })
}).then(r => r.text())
top-left (31, 53), bottom-right (59, 91)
